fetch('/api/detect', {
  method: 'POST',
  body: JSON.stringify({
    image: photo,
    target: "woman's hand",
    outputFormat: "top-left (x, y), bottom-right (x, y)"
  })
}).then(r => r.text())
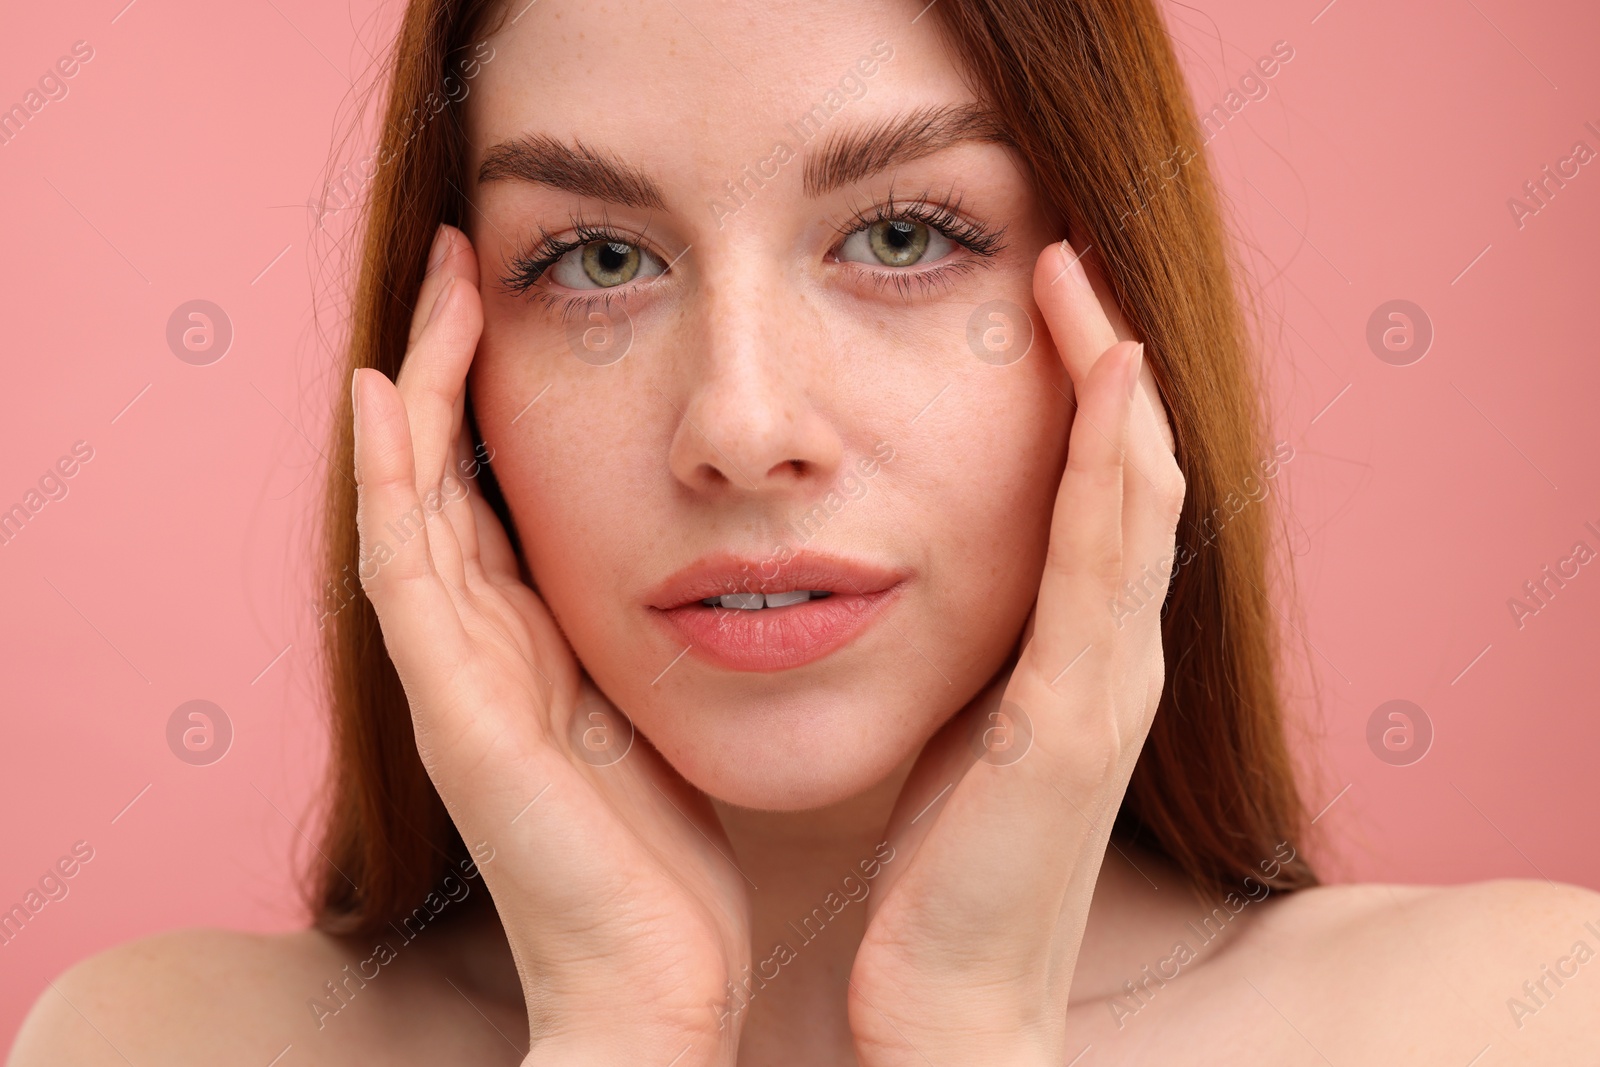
top-left (847, 239), bottom-right (1184, 1067)
top-left (353, 224), bottom-right (749, 1067)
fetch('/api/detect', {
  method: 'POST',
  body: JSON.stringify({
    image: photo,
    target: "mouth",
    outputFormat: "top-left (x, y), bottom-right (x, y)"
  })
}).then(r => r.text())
top-left (646, 552), bottom-right (908, 672)
top-left (697, 589), bottom-right (835, 610)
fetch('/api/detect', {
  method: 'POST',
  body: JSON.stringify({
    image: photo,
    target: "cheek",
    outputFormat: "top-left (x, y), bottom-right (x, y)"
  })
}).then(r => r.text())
top-left (468, 328), bottom-right (664, 644)
top-left (902, 361), bottom-right (1068, 667)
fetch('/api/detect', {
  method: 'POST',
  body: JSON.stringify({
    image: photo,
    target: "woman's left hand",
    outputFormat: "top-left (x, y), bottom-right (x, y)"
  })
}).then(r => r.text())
top-left (848, 239), bottom-right (1185, 1067)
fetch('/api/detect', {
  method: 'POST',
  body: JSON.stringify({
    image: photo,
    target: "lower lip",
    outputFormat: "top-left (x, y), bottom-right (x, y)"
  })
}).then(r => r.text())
top-left (652, 586), bottom-right (902, 672)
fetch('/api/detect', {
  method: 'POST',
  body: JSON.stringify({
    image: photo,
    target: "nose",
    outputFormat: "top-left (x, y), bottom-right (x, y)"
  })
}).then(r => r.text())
top-left (666, 273), bottom-right (844, 496)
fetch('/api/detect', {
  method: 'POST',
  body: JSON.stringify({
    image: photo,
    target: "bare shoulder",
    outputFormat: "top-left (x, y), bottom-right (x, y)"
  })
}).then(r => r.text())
top-left (9, 926), bottom-right (340, 1066)
top-left (8, 922), bottom-right (526, 1066)
top-left (1259, 876), bottom-right (1600, 965)
top-left (1232, 878), bottom-right (1600, 1062)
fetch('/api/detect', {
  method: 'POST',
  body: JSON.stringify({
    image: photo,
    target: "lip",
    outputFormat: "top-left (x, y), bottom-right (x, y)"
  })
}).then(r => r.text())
top-left (646, 551), bottom-right (909, 672)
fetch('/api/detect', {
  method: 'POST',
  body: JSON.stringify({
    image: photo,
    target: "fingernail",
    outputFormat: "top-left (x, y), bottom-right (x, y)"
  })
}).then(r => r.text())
top-left (427, 276), bottom-right (453, 327)
top-left (1128, 343), bottom-right (1145, 399)
top-left (1061, 240), bottom-right (1092, 291)
top-left (425, 224), bottom-right (449, 277)
top-left (351, 368), bottom-right (361, 420)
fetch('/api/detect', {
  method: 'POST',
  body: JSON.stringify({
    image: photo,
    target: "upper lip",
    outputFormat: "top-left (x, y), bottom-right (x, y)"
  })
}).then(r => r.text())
top-left (646, 550), bottom-right (908, 610)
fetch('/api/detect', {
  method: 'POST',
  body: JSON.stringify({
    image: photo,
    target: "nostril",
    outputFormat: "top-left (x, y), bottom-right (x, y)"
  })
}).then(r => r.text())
top-left (788, 459), bottom-right (805, 474)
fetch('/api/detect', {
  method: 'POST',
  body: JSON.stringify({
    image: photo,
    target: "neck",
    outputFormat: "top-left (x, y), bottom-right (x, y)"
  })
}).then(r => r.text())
top-left (435, 766), bottom-right (1232, 1067)
top-left (709, 754), bottom-right (916, 1065)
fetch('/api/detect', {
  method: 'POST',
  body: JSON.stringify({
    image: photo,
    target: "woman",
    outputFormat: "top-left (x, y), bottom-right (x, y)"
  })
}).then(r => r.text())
top-left (12, 0), bottom-right (1597, 1063)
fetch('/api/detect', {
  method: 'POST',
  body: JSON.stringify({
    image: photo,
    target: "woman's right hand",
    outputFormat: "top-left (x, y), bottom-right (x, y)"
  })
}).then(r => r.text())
top-left (352, 223), bottom-right (749, 1066)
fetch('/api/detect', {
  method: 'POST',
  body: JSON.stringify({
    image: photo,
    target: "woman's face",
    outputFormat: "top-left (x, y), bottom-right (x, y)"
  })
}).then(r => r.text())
top-left (463, 0), bottom-right (1071, 810)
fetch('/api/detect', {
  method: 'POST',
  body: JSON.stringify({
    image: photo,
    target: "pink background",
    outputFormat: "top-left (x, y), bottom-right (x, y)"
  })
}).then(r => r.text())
top-left (2, 0), bottom-right (1597, 1048)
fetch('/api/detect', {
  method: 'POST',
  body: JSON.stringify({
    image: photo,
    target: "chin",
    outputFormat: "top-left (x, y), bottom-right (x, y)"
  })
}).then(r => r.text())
top-left (623, 674), bottom-right (941, 811)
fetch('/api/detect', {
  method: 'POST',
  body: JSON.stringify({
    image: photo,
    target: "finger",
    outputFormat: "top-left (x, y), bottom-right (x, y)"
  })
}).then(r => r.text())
top-left (443, 411), bottom-right (522, 591)
top-left (1018, 340), bottom-right (1142, 682)
top-left (435, 415), bottom-right (562, 692)
top-left (1037, 239), bottom-right (1119, 382)
top-left (408, 223), bottom-right (466, 349)
top-left (1035, 242), bottom-right (1182, 595)
top-left (877, 344), bottom-right (1136, 924)
top-left (399, 225), bottom-right (484, 491)
top-left (352, 367), bottom-right (473, 685)
top-left (397, 229), bottom-right (485, 591)
top-left (469, 489), bottom-right (523, 589)
top-left (1036, 239), bottom-right (1174, 455)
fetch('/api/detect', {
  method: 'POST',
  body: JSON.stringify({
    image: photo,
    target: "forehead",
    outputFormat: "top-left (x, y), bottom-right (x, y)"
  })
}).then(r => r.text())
top-left (463, 0), bottom-right (976, 187)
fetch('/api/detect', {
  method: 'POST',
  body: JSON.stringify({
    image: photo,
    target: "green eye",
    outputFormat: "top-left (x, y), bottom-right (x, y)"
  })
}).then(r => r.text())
top-left (868, 219), bottom-right (929, 266)
top-left (547, 237), bottom-right (661, 290)
top-left (579, 241), bottom-right (641, 286)
top-left (839, 216), bottom-right (954, 269)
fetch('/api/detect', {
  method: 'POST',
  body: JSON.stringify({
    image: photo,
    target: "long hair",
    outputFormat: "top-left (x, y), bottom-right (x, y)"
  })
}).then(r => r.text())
top-left (306, 0), bottom-right (1318, 938)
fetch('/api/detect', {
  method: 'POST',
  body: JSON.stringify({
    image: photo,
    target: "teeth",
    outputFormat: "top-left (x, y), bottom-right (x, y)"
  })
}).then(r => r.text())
top-left (698, 590), bottom-right (832, 610)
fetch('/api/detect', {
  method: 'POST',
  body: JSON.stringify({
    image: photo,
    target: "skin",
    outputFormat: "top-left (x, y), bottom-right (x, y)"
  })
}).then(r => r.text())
top-left (10, 1), bottom-right (1600, 1065)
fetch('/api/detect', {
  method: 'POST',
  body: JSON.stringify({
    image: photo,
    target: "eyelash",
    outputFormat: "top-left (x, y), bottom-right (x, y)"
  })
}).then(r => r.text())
top-left (495, 192), bottom-right (1007, 316)
top-left (830, 189), bottom-right (1007, 301)
top-left (497, 215), bottom-right (650, 320)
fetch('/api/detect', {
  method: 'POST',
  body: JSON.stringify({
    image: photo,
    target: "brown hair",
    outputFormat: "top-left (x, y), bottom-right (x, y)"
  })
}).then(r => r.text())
top-left (307, 0), bottom-right (1318, 937)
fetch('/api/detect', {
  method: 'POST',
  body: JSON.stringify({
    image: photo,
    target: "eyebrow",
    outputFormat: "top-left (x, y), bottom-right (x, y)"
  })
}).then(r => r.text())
top-left (803, 103), bottom-right (1012, 197)
top-left (475, 102), bottom-right (1012, 206)
top-left (477, 134), bottom-right (669, 210)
